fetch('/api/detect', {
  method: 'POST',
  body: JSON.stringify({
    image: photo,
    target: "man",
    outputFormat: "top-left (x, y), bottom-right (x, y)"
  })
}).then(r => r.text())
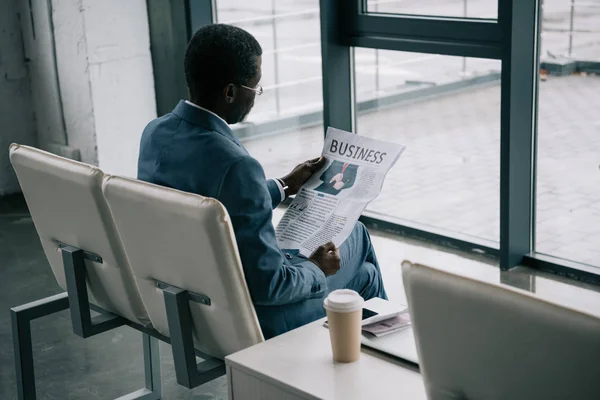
top-left (138, 24), bottom-right (387, 339)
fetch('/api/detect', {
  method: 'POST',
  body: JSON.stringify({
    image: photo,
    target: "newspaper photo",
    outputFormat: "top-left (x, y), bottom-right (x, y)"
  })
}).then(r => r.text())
top-left (275, 127), bottom-right (406, 257)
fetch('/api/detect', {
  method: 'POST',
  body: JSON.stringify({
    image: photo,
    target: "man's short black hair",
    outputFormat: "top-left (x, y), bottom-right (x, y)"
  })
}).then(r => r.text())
top-left (185, 24), bottom-right (262, 105)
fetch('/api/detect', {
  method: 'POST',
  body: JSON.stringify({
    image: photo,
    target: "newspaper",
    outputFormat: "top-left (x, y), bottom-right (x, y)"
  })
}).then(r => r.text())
top-left (275, 127), bottom-right (406, 257)
top-left (362, 312), bottom-right (412, 338)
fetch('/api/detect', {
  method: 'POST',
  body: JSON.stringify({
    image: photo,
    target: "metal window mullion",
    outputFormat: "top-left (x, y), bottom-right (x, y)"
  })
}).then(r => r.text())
top-left (499, 0), bottom-right (540, 270)
top-left (147, 0), bottom-right (217, 117)
top-left (354, 14), bottom-right (501, 44)
top-left (320, 0), bottom-right (357, 135)
top-left (531, 1), bottom-right (543, 254)
top-left (523, 253), bottom-right (600, 286)
top-left (187, 0), bottom-right (217, 38)
top-left (349, 36), bottom-right (501, 59)
top-left (359, 0), bottom-right (368, 14)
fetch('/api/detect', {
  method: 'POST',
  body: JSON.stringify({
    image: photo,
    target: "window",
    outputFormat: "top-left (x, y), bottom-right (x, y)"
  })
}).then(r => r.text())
top-left (148, 0), bottom-right (600, 278)
top-left (540, 1), bottom-right (600, 61)
top-left (216, 1), bottom-right (322, 123)
top-left (355, 49), bottom-right (501, 242)
top-left (535, 2), bottom-right (600, 267)
top-left (216, 0), bottom-right (323, 177)
top-left (242, 124), bottom-right (324, 180)
top-left (365, 0), bottom-right (497, 19)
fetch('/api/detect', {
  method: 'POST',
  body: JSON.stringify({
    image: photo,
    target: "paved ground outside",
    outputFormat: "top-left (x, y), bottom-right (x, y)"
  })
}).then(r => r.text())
top-left (242, 74), bottom-right (600, 268)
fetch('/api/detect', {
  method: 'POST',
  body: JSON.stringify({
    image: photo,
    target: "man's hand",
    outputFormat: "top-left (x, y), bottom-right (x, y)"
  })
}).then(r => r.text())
top-left (309, 242), bottom-right (341, 277)
top-left (280, 157), bottom-right (327, 196)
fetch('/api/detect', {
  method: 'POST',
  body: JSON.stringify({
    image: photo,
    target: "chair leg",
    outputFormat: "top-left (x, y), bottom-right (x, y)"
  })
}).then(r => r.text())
top-left (114, 333), bottom-right (163, 400)
top-left (61, 245), bottom-right (126, 338)
top-left (11, 292), bottom-right (70, 400)
top-left (142, 333), bottom-right (162, 399)
top-left (162, 286), bottom-right (225, 389)
top-left (12, 309), bottom-right (34, 400)
top-left (11, 294), bottom-right (163, 400)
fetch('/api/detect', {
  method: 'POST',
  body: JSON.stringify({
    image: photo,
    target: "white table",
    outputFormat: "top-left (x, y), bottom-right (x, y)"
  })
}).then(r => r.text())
top-left (225, 318), bottom-right (427, 400)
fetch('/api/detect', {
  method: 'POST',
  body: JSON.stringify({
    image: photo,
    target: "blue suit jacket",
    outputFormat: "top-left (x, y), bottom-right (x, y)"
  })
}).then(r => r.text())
top-left (137, 101), bottom-right (327, 337)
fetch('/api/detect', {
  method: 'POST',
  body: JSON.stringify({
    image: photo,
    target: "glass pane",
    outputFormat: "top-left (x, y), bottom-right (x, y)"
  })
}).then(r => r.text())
top-left (540, 0), bottom-right (600, 60)
top-left (243, 124), bottom-right (325, 180)
top-left (355, 49), bottom-right (502, 242)
top-left (216, 0), bottom-right (323, 176)
top-left (535, 2), bottom-right (600, 267)
top-left (366, 0), bottom-right (497, 19)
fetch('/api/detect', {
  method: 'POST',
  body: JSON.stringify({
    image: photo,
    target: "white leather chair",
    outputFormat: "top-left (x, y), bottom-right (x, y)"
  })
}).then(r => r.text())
top-left (9, 143), bottom-right (150, 326)
top-left (101, 174), bottom-right (264, 360)
top-left (402, 261), bottom-right (600, 400)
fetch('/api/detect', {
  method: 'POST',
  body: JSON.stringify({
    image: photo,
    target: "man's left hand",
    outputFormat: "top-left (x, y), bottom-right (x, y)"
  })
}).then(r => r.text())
top-left (281, 157), bottom-right (327, 196)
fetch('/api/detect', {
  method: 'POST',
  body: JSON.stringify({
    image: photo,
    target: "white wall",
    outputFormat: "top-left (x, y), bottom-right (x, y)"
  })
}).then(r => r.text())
top-left (81, 0), bottom-right (157, 177)
top-left (51, 0), bottom-right (98, 164)
top-left (16, 0), bottom-right (157, 178)
top-left (18, 0), bottom-right (67, 153)
top-left (0, 0), bottom-right (37, 195)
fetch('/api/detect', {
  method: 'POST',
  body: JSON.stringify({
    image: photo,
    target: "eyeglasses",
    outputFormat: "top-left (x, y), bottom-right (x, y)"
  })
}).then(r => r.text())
top-left (240, 84), bottom-right (264, 96)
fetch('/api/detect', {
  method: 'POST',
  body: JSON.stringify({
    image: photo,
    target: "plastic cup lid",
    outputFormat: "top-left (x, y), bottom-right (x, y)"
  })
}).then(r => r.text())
top-left (323, 289), bottom-right (364, 313)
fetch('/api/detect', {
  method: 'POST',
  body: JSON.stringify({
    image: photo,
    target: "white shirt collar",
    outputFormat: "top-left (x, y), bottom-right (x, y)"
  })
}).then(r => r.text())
top-left (184, 100), bottom-right (228, 126)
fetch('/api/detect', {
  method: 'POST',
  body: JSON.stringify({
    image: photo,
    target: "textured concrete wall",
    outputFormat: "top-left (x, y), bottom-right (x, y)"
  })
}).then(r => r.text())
top-left (0, 0), bottom-right (37, 195)
top-left (17, 0), bottom-right (69, 152)
top-left (51, 0), bottom-right (157, 175)
top-left (17, 0), bottom-right (157, 178)
top-left (80, 0), bottom-right (157, 177)
top-left (51, 0), bottom-right (98, 164)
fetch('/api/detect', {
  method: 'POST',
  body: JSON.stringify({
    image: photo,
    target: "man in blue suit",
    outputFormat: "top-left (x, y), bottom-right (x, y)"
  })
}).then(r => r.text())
top-left (138, 24), bottom-right (387, 339)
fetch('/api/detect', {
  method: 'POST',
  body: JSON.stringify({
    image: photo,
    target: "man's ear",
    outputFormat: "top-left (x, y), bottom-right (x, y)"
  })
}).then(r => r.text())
top-left (223, 84), bottom-right (236, 104)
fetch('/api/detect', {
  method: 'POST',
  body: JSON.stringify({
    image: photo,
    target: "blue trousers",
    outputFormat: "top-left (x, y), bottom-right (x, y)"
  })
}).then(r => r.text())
top-left (258, 222), bottom-right (388, 339)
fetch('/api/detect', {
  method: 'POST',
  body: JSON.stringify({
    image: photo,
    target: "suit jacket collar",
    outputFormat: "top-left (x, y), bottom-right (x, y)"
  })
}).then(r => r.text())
top-left (172, 100), bottom-right (241, 146)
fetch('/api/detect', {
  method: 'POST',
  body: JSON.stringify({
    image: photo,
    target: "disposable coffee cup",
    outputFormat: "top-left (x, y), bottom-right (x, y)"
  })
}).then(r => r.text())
top-left (323, 289), bottom-right (364, 363)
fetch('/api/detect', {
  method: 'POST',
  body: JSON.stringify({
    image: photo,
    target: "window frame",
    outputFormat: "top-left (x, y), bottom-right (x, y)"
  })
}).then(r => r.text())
top-left (319, 0), bottom-right (600, 284)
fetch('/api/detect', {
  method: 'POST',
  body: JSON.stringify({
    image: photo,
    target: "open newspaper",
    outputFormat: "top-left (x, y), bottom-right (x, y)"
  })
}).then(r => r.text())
top-left (275, 127), bottom-right (406, 257)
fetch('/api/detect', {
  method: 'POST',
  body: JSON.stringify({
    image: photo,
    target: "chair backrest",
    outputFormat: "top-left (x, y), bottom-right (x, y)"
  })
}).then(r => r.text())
top-left (9, 144), bottom-right (150, 326)
top-left (402, 261), bottom-right (600, 400)
top-left (101, 175), bottom-right (264, 359)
